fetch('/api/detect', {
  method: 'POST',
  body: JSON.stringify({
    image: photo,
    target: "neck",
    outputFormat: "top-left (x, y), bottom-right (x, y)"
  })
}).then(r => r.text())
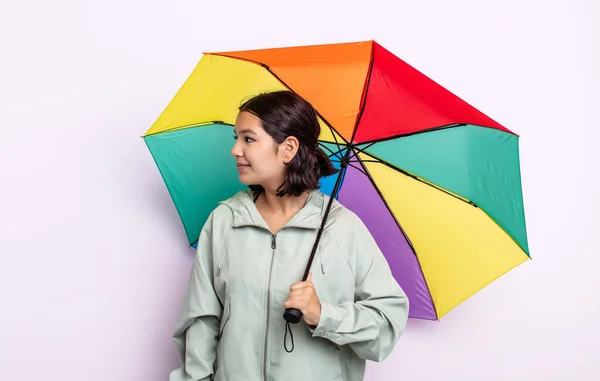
top-left (258, 186), bottom-right (310, 216)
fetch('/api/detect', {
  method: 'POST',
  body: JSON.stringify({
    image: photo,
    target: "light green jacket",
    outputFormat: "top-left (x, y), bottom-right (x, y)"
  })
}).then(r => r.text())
top-left (170, 189), bottom-right (409, 381)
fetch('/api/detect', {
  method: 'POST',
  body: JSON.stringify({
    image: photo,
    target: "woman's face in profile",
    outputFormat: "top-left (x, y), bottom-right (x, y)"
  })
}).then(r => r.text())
top-left (231, 111), bottom-right (287, 187)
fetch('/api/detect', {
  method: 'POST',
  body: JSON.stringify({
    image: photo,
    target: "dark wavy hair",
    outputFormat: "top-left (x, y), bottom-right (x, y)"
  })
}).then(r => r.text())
top-left (239, 91), bottom-right (339, 197)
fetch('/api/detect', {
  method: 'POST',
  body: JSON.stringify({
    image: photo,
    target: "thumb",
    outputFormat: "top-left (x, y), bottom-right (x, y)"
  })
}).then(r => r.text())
top-left (307, 272), bottom-right (312, 282)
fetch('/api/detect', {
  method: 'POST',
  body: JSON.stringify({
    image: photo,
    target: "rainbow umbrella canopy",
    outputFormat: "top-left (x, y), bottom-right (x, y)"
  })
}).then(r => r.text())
top-left (143, 40), bottom-right (529, 320)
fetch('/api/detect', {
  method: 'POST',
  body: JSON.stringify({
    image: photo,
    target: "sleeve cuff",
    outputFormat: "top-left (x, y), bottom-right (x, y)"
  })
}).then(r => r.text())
top-left (309, 302), bottom-right (346, 341)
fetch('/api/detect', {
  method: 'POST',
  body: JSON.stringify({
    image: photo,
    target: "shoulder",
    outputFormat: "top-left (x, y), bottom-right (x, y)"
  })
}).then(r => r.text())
top-left (326, 198), bottom-right (367, 229)
top-left (210, 204), bottom-right (235, 226)
top-left (320, 198), bottom-right (382, 275)
top-left (323, 198), bottom-right (374, 243)
top-left (205, 189), bottom-right (251, 231)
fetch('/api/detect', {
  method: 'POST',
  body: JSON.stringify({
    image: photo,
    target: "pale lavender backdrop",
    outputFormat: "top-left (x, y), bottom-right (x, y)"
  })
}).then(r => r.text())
top-left (1, 0), bottom-right (599, 380)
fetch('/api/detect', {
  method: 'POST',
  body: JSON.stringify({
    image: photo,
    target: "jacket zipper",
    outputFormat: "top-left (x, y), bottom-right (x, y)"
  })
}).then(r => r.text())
top-left (264, 233), bottom-right (277, 381)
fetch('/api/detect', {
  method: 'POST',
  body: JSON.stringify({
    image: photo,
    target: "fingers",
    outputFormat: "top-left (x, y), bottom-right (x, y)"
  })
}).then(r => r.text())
top-left (284, 295), bottom-right (311, 309)
top-left (284, 300), bottom-right (307, 310)
top-left (287, 284), bottom-right (315, 303)
top-left (288, 288), bottom-right (305, 296)
top-left (288, 288), bottom-right (315, 301)
top-left (290, 281), bottom-right (312, 291)
top-left (283, 299), bottom-right (297, 310)
top-left (290, 272), bottom-right (314, 290)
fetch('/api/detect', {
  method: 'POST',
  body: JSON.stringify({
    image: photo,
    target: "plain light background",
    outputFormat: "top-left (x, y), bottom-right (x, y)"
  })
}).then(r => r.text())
top-left (1, 0), bottom-right (598, 380)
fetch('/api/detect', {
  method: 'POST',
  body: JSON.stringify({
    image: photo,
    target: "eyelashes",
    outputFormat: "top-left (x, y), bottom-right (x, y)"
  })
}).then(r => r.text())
top-left (233, 135), bottom-right (255, 143)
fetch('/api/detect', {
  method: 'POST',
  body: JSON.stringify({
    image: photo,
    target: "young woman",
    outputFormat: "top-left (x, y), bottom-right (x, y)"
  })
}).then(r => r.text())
top-left (170, 91), bottom-right (409, 381)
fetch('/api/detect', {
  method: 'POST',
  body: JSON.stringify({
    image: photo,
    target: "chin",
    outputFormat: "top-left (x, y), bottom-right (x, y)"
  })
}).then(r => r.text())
top-left (237, 174), bottom-right (254, 185)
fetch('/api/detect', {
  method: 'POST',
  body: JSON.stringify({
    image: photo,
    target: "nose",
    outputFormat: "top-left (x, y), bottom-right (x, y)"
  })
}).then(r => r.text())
top-left (231, 140), bottom-right (242, 158)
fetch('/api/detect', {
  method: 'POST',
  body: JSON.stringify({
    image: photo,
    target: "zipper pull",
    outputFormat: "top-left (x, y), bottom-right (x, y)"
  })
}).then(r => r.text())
top-left (271, 234), bottom-right (277, 249)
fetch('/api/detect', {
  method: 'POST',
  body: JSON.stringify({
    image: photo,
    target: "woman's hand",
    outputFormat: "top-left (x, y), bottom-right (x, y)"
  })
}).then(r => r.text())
top-left (284, 272), bottom-right (322, 326)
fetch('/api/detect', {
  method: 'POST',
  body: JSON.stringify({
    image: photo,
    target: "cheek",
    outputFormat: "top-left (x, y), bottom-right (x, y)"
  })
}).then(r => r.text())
top-left (252, 152), bottom-right (282, 174)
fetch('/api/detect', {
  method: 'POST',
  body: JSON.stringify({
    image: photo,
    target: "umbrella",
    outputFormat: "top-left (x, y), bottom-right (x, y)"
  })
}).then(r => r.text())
top-left (143, 40), bottom-right (530, 321)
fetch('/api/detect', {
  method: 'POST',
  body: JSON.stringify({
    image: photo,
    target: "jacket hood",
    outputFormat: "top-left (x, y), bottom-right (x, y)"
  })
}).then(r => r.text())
top-left (219, 189), bottom-right (334, 231)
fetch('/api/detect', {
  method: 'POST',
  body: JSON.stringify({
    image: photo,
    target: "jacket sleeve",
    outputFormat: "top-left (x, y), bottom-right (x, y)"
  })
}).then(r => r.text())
top-left (170, 212), bottom-right (223, 381)
top-left (310, 217), bottom-right (409, 362)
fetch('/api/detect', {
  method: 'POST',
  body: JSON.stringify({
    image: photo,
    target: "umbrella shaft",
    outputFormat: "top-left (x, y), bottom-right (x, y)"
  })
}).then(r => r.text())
top-left (301, 148), bottom-right (351, 281)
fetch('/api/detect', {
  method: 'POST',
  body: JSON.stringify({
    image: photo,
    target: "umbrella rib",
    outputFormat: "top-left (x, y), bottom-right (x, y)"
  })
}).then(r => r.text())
top-left (358, 123), bottom-right (468, 145)
top-left (326, 124), bottom-right (345, 147)
top-left (351, 142), bottom-right (376, 156)
top-left (347, 44), bottom-right (376, 145)
top-left (356, 159), bottom-right (380, 163)
top-left (362, 152), bottom-right (477, 208)
top-left (328, 126), bottom-right (348, 156)
top-left (209, 53), bottom-right (350, 146)
top-left (330, 158), bottom-right (366, 171)
top-left (348, 163), bottom-right (367, 176)
top-left (323, 145), bottom-right (346, 159)
top-left (354, 156), bottom-right (417, 254)
top-left (377, 157), bottom-right (477, 207)
top-left (143, 121), bottom-right (234, 137)
top-left (353, 141), bottom-right (479, 208)
top-left (355, 155), bottom-right (440, 320)
top-left (329, 160), bottom-right (365, 174)
top-left (319, 143), bottom-right (338, 157)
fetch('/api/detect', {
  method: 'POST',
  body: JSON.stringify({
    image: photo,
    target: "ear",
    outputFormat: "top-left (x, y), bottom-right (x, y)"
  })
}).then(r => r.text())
top-left (280, 136), bottom-right (299, 164)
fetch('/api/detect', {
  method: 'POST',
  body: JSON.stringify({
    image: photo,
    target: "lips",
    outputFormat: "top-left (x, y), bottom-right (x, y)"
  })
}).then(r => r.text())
top-left (236, 163), bottom-right (250, 170)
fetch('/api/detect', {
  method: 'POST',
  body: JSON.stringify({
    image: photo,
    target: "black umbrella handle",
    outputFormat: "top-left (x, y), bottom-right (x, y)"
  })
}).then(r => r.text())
top-left (283, 307), bottom-right (303, 324)
top-left (282, 153), bottom-right (350, 325)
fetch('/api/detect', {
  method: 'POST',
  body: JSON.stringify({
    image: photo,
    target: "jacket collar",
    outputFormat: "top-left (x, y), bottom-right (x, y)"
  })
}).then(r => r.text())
top-left (220, 189), bottom-right (326, 231)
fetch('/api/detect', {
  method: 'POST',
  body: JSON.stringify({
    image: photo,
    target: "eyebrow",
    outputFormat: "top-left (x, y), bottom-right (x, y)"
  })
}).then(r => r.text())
top-left (235, 129), bottom-right (257, 135)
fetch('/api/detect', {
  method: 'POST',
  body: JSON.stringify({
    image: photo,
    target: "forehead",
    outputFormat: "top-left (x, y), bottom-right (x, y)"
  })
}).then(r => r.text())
top-left (234, 111), bottom-right (263, 133)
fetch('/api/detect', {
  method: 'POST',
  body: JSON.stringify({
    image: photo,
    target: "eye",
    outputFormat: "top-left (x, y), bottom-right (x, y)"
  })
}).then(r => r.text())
top-left (244, 137), bottom-right (255, 143)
